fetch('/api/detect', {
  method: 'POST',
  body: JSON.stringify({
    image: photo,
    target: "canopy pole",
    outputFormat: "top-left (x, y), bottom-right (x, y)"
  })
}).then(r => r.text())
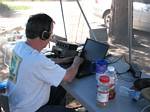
top-left (128, 0), bottom-right (133, 63)
top-left (60, 0), bottom-right (67, 39)
top-left (76, 0), bottom-right (97, 41)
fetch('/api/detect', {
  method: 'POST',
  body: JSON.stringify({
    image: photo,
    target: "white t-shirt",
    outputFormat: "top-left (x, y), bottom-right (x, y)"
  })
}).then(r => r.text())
top-left (8, 42), bottom-right (66, 112)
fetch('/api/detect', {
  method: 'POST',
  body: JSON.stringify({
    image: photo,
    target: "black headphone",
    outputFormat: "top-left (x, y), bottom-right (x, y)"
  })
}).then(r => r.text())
top-left (40, 31), bottom-right (50, 40)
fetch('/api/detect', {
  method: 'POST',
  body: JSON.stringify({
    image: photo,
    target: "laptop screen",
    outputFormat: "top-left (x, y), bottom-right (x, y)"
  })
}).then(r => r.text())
top-left (76, 39), bottom-right (109, 78)
top-left (81, 39), bottom-right (109, 61)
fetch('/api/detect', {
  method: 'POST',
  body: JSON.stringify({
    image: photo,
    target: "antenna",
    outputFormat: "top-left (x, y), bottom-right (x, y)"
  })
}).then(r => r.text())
top-left (76, 0), bottom-right (97, 41)
top-left (60, 0), bottom-right (67, 40)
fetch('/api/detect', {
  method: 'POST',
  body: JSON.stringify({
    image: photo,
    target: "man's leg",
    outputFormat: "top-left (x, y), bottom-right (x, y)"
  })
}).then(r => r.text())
top-left (36, 105), bottom-right (76, 112)
top-left (36, 85), bottom-right (77, 112)
top-left (47, 85), bottom-right (66, 105)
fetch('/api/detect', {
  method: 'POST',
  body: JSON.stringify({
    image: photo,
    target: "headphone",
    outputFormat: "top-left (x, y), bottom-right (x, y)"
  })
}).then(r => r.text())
top-left (40, 31), bottom-right (50, 40)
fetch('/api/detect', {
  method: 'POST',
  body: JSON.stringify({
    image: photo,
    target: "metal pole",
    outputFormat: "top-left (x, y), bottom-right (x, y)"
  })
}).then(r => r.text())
top-left (60, 0), bottom-right (67, 39)
top-left (128, 0), bottom-right (133, 63)
top-left (76, 0), bottom-right (97, 41)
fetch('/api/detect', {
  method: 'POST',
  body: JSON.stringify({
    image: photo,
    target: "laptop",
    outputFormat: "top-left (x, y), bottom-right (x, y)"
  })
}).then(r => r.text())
top-left (76, 39), bottom-right (109, 78)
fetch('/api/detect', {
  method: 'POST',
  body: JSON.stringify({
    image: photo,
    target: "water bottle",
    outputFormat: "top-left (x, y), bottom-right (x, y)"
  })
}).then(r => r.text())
top-left (105, 66), bottom-right (117, 100)
top-left (97, 75), bottom-right (110, 107)
top-left (119, 86), bottom-right (142, 101)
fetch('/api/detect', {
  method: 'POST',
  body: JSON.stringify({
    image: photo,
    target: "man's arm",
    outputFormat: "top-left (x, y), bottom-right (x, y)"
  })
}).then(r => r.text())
top-left (51, 57), bottom-right (74, 64)
top-left (63, 56), bottom-right (83, 82)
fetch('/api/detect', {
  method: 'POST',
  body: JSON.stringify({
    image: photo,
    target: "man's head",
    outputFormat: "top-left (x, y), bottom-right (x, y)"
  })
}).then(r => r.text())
top-left (25, 13), bottom-right (54, 51)
top-left (26, 13), bottom-right (54, 40)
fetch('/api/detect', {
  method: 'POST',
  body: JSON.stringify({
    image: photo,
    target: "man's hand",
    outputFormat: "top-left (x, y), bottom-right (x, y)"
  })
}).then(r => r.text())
top-left (51, 57), bottom-right (74, 64)
top-left (63, 56), bottom-right (84, 82)
top-left (72, 56), bottom-right (84, 67)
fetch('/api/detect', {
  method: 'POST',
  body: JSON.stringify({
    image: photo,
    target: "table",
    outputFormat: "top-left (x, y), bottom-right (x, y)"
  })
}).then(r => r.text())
top-left (62, 72), bottom-right (150, 112)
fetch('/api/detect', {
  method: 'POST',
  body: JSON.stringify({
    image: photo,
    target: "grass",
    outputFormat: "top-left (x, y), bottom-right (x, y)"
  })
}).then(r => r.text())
top-left (8, 5), bottom-right (31, 10)
top-left (2, 2), bottom-right (31, 11)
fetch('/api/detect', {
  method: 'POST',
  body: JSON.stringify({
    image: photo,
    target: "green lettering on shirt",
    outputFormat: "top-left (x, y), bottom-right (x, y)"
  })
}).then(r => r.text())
top-left (9, 51), bottom-right (22, 83)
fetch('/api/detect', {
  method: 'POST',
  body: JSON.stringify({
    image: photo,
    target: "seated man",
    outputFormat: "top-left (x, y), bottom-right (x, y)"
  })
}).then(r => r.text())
top-left (7, 13), bottom-right (83, 112)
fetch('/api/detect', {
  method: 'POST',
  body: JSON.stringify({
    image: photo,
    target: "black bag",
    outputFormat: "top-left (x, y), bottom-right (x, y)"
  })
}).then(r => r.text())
top-left (133, 78), bottom-right (150, 91)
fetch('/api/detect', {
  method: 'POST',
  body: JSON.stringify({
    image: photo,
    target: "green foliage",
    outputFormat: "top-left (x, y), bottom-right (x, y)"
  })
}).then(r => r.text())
top-left (0, 2), bottom-right (12, 17)
top-left (9, 5), bottom-right (31, 10)
top-left (3, 2), bottom-right (31, 10)
top-left (0, 0), bottom-right (50, 1)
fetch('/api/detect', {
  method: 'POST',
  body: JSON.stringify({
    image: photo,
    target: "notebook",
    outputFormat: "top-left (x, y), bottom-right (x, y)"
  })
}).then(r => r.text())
top-left (76, 39), bottom-right (109, 78)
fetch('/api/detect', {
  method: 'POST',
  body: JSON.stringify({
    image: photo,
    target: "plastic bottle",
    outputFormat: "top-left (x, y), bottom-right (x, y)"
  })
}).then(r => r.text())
top-left (97, 75), bottom-right (110, 107)
top-left (119, 86), bottom-right (142, 101)
top-left (95, 59), bottom-right (107, 85)
top-left (105, 66), bottom-right (117, 100)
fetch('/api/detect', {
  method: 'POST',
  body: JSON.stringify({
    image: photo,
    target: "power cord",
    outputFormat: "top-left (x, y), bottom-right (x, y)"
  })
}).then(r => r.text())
top-left (105, 55), bottom-right (134, 82)
top-left (140, 105), bottom-right (150, 112)
top-left (105, 54), bottom-right (124, 64)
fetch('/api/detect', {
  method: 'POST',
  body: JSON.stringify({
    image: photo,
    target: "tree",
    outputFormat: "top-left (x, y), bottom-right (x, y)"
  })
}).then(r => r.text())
top-left (109, 0), bottom-right (129, 45)
top-left (0, 2), bottom-right (13, 17)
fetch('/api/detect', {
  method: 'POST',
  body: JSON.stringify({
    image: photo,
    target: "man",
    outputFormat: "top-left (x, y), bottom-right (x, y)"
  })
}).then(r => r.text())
top-left (8, 13), bottom-right (83, 112)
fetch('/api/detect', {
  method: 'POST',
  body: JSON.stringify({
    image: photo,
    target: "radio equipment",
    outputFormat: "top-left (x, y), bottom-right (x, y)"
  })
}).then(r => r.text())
top-left (52, 40), bottom-right (78, 58)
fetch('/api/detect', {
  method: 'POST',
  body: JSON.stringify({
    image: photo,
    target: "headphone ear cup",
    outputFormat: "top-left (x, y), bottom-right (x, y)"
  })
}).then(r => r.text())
top-left (41, 31), bottom-right (50, 40)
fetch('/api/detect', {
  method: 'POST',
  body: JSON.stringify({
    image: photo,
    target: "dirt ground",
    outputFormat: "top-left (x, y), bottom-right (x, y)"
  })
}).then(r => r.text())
top-left (108, 30), bottom-right (150, 74)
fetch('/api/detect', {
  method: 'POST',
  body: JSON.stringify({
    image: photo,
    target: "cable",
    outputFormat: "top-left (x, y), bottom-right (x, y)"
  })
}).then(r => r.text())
top-left (140, 105), bottom-right (150, 112)
top-left (105, 55), bottom-right (126, 64)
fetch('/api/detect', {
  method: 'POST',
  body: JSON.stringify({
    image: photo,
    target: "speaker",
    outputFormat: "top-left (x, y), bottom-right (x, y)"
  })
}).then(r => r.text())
top-left (40, 31), bottom-right (50, 40)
